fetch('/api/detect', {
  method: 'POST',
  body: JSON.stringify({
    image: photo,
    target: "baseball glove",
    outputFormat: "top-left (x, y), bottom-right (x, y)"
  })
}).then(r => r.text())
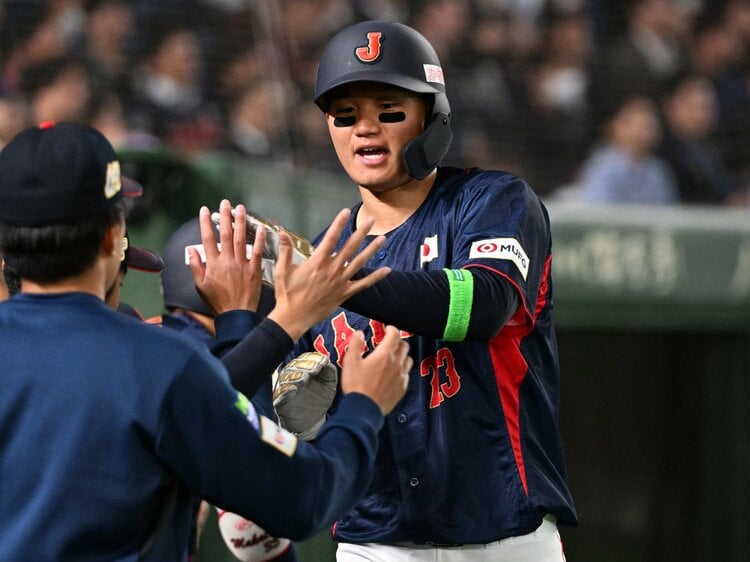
top-left (211, 209), bottom-right (313, 286)
top-left (273, 352), bottom-right (338, 441)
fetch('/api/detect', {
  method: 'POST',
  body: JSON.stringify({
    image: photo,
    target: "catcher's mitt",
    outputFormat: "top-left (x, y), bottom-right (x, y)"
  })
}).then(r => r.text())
top-left (211, 209), bottom-right (313, 286)
top-left (273, 352), bottom-right (338, 441)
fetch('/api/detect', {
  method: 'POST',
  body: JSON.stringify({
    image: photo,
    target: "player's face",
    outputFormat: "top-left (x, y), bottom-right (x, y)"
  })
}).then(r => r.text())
top-left (105, 269), bottom-right (126, 310)
top-left (0, 263), bottom-right (8, 302)
top-left (325, 83), bottom-right (428, 192)
top-left (103, 221), bottom-right (127, 298)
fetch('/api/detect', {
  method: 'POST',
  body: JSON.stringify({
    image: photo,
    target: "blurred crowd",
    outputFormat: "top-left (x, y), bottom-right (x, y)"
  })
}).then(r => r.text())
top-left (1, 0), bottom-right (749, 206)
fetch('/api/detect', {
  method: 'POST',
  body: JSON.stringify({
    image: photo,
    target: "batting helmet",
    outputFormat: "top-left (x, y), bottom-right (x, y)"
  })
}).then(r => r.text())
top-left (160, 214), bottom-right (276, 318)
top-left (160, 217), bottom-right (212, 316)
top-left (314, 21), bottom-right (452, 180)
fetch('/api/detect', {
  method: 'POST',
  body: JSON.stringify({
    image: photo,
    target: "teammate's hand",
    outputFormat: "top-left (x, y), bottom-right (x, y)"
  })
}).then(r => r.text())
top-left (188, 199), bottom-right (266, 315)
top-left (340, 327), bottom-right (411, 415)
top-left (267, 208), bottom-right (391, 341)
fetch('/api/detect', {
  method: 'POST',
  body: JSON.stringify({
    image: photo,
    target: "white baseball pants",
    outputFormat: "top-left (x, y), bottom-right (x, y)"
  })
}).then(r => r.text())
top-left (336, 515), bottom-right (565, 562)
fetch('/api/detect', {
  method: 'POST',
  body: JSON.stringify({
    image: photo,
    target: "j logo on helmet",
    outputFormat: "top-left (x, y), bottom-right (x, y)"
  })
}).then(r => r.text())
top-left (355, 31), bottom-right (383, 63)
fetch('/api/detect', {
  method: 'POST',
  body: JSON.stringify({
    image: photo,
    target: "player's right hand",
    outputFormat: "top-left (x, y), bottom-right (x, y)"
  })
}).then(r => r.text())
top-left (267, 208), bottom-right (390, 341)
top-left (188, 199), bottom-right (266, 315)
top-left (340, 327), bottom-right (411, 415)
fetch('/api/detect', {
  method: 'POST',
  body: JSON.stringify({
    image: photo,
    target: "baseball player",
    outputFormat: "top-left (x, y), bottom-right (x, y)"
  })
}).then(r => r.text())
top-left (279, 21), bottom-right (578, 561)
top-left (3, 166), bottom-right (148, 304)
top-left (159, 209), bottom-right (300, 562)
top-left (0, 122), bottom-right (411, 560)
top-left (105, 229), bottom-right (165, 312)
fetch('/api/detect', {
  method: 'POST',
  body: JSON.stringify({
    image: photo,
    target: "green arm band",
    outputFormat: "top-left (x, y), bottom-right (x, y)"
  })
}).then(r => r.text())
top-left (442, 268), bottom-right (474, 341)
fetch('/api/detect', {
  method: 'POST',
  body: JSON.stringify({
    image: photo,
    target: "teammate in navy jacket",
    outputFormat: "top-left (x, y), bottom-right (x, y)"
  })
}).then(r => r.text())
top-left (0, 122), bottom-right (410, 561)
top-left (286, 21), bottom-right (577, 561)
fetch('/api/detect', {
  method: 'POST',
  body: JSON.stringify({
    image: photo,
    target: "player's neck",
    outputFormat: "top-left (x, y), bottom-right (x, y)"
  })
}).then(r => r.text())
top-left (20, 264), bottom-right (108, 300)
top-left (178, 309), bottom-right (216, 336)
top-left (357, 171), bottom-right (436, 234)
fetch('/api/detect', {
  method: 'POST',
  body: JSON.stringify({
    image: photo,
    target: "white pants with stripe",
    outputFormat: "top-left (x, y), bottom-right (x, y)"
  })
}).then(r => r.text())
top-left (336, 515), bottom-right (565, 562)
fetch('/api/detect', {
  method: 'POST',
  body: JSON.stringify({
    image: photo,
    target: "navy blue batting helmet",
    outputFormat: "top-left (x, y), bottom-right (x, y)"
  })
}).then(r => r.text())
top-left (160, 217), bottom-right (212, 316)
top-left (160, 214), bottom-right (275, 318)
top-left (314, 21), bottom-right (452, 180)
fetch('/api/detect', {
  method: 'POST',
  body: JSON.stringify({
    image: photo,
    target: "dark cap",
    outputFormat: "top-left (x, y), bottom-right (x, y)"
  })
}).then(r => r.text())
top-left (122, 176), bottom-right (143, 197)
top-left (124, 238), bottom-right (164, 273)
top-left (120, 228), bottom-right (163, 273)
top-left (0, 122), bottom-right (138, 226)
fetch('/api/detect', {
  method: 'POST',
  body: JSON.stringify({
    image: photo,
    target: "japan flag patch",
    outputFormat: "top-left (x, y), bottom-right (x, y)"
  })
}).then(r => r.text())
top-left (259, 416), bottom-right (298, 457)
top-left (420, 235), bottom-right (438, 266)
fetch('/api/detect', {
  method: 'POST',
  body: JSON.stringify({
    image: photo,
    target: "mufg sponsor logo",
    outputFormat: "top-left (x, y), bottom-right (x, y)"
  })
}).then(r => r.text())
top-left (470, 238), bottom-right (530, 280)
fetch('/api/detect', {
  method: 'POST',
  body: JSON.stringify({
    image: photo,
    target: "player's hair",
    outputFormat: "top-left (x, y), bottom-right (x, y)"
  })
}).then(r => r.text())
top-left (0, 202), bottom-right (126, 284)
top-left (2, 261), bottom-right (20, 296)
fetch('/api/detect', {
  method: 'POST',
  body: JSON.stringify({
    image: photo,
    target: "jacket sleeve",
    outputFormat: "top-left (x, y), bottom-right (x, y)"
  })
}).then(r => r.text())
top-left (154, 347), bottom-right (382, 541)
top-left (220, 318), bottom-right (293, 398)
top-left (210, 309), bottom-right (259, 357)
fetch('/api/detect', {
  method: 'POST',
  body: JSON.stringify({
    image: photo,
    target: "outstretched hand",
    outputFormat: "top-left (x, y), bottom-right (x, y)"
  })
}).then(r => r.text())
top-left (267, 208), bottom-right (390, 341)
top-left (340, 327), bottom-right (411, 415)
top-left (188, 199), bottom-right (266, 315)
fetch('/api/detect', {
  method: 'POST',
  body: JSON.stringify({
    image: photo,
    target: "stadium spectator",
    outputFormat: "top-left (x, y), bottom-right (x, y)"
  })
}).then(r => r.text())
top-left (589, 0), bottom-right (692, 129)
top-left (0, 0), bottom-right (748, 210)
top-left (691, 4), bottom-right (750, 187)
top-left (657, 71), bottom-right (748, 205)
top-left (222, 79), bottom-right (291, 163)
top-left (76, 0), bottom-right (135, 97)
top-left (0, 0), bottom-right (69, 96)
top-left (575, 94), bottom-right (678, 204)
top-left (127, 18), bottom-right (222, 152)
top-left (0, 94), bottom-right (30, 149)
top-left (511, 5), bottom-right (595, 196)
top-left (19, 55), bottom-right (92, 125)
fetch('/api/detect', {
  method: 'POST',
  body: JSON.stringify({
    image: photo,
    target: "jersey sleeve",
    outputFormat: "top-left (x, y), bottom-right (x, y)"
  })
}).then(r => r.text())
top-left (221, 317), bottom-right (293, 398)
top-left (210, 309), bottom-right (259, 357)
top-left (452, 171), bottom-right (552, 334)
top-left (153, 346), bottom-right (383, 541)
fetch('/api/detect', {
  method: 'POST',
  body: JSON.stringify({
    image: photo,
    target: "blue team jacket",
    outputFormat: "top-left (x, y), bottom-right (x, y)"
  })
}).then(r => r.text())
top-left (0, 292), bottom-right (383, 560)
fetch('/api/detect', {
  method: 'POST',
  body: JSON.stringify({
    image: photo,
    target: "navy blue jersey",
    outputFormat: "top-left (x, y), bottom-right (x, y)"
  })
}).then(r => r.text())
top-left (0, 292), bottom-right (384, 560)
top-left (292, 166), bottom-right (577, 544)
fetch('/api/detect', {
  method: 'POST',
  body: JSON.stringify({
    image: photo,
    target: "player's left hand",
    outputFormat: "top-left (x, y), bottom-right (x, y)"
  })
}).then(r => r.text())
top-left (188, 199), bottom-right (266, 315)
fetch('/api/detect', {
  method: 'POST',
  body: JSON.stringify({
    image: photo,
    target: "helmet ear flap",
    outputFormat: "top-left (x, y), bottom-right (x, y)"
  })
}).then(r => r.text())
top-left (401, 91), bottom-right (452, 179)
top-left (402, 111), bottom-right (452, 180)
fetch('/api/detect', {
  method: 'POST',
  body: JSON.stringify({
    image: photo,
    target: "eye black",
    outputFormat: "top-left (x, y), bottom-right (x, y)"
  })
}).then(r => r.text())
top-left (334, 115), bottom-right (356, 127)
top-left (379, 112), bottom-right (406, 123)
